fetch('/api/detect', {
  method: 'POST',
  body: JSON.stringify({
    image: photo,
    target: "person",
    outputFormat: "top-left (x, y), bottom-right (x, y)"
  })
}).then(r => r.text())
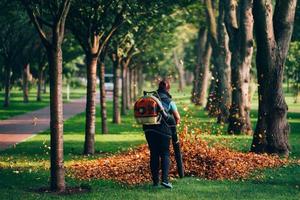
top-left (143, 80), bottom-right (181, 189)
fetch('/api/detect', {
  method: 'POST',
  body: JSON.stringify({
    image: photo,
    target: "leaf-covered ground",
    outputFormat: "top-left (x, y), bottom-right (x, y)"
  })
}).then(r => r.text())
top-left (68, 128), bottom-right (292, 185)
top-left (1, 85), bottom-right (299, 199)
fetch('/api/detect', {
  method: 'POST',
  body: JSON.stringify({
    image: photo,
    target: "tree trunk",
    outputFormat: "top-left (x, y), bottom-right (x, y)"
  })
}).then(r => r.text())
top-left (251, 0), bottom-right (297, 156)
top-left (37, 64), bottom-right (44, 101)
top-left (121, 60), bottom-right (128, 115)
top-left (137, 66), bottom-right (144, 95)
top-left (205, 0), bottom-right (219, 115)
top-left (205, 64), bottom-right (219, 115)
top-left (0, 66), bottom-right (3, 91)
top-left (47, 48), bottom-right (65, 192)
top-left (185, 70), bottom-right (194, 85)
top-left (174, 50), bottom-right (186, 92)
top-left (3, 65), bottom-right (11, 107)
top-left (84, 53), bottom-right (97, 154)
top-left (127, 66), bottom-right (131, 109)
top-left (66, 83), bottom-right (70, 101)
top-left (99, 59), bottom-right (108, 134)
top-left (22, 0), bottom-right (71, 192)
top-left (129, 68), bottom-right (133, 105)
top-left (192, 27), bottom-right (207, 103)
top-left (294, 83), bottom-right (299, 103)
top-left (249, 76), bottom-right (256, 105)
top-left (133, 67), bottom-right (138, 101)
top-left (43, 70), bottom-right (47, 94)
top-left (23, 63), bottom-right (30, 103)
top-left (215, 3), bottom-right (231, 123)
top-left (205, 0), bottom-right (232, 122)
top-left (287, 77), bottom-right (289, 93)
top-left (112, 53), bottom-right (121, 124)
top-left (197, 44), bottom-right (212, 106)
top-left (226, 0), bottom-right (254, 135)
top-left (194, 39), bottom-right (212, 106)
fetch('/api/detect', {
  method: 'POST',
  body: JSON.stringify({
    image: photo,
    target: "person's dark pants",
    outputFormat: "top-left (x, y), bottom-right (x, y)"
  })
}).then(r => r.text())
top-left (145, 131), bottom-right (171, 184)
top-left (170, 125), bottom-right (184, 178)
top-left (171, 126), bottom-right (178, 143)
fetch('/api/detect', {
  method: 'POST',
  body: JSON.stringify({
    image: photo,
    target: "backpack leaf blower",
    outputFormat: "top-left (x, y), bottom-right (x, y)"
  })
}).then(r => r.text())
top-left (134, 91), bottom-right (184, 178)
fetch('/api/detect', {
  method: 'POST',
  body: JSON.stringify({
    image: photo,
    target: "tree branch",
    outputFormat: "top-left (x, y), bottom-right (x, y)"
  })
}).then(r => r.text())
top-left (96, 0), bottom-right (114, 26)
top-left (72, 31), bottom-right (89, 55)
top-left (124, 46), bottom-right (136, 67)
top-left (57, 0), bottom-right (71, 24)
top-left (57, 0), bottom-right (71, 38)
top-left (37, 16), bottom-right (54, 28)
top-left (205, 0), bottom-right (218, 47)
top-left (253, 0), bottom-right (276, 59)
top-left (96, 6), bottom-right (125, 56)
top-left (21, 0), bottom-right (51, 48)
top-left (224, 0), bottom-right (239, 52)
top-left (273, 0), bottom-right (297, 57)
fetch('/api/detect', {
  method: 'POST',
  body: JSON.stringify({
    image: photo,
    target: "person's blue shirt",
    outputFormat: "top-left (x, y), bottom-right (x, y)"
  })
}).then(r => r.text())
top-left (168, 101), bottom-right (177, 112)
top-left (161, 100), bottom-right (177, 113)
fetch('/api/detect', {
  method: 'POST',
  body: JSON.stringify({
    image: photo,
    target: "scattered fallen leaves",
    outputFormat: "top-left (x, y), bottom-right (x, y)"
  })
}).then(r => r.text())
top-left (67, 131), bottom-right (290, 185)
top-left (68, 145), bottom-right (151, 185)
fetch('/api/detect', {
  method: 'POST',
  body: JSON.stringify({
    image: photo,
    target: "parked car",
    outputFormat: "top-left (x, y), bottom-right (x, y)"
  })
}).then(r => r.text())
top-left (104, 74), bottom-right (114, 91)
top-left (101, 74), bottom-right (122, 92)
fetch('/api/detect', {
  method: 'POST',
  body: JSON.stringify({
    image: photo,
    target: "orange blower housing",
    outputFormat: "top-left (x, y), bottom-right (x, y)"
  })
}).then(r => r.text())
top-left (134, 96), bottom-right (161, 125)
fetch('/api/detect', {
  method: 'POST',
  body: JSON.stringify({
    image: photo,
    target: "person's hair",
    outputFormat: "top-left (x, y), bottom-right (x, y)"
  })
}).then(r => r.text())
top-left (158, 80), bottom-right (170, 91)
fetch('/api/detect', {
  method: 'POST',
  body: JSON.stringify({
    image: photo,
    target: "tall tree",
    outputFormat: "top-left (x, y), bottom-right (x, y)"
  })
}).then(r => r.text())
top-left (251, 0), bottom-right (297, 156)
top-left (205, 0), bottom-right (232, 123)
top-left (115, 2), bottom-right (175, 115)
top-left (22, 63), bottom-right (31, 103)
top-left (225, 0), bottom-right (254, 135)
top-left (285, 41), bottom-right (300, 103)
top-left (0, 2), bottom-right (31, 107)
top-left (173, 49), bottom-right (186, 92)
top-left (191, 27), bottom-right (212, 106)
top-left (68, 0), bottom-right (125, 152)
top-left (111, 50), bottom-right (121, 123)
top-left (21, 0), bottom-right (71, 192)
top-left (18, 37), bottom-right (39, 103)
top-left (178, 2), bottom-right (213, 106)
top-left (292, 3), bottom-right (300, 41)
top-left (98, 50), bottom-right (109, 133)
top-left (109, 31), bottom-right (135, 122)
top-left (36, 49), bottom-right (47, 102)
top-left (121, 45), bottom-right (135, 114)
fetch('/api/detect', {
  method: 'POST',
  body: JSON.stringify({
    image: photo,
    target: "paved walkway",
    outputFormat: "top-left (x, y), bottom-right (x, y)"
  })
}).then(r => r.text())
top-left (0, 93), bottom-right (107, 150)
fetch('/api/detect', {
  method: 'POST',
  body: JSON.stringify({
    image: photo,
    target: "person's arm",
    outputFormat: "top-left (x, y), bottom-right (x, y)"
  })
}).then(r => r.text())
top-left (170, 101), bottom-right (181, 124)
top-left (172, 110), bottom-right (181, 125)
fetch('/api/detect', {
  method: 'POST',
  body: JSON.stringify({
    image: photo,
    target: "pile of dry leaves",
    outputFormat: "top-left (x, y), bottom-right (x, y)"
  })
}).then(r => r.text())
top-left (67, 130), bottom-right (288, 185)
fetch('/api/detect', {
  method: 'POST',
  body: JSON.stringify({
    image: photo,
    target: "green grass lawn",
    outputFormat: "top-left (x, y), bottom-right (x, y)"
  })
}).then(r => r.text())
top-left (0, 86), bottom-right (86, 120)
top-left (0, 85), bottom-right (299, 199)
